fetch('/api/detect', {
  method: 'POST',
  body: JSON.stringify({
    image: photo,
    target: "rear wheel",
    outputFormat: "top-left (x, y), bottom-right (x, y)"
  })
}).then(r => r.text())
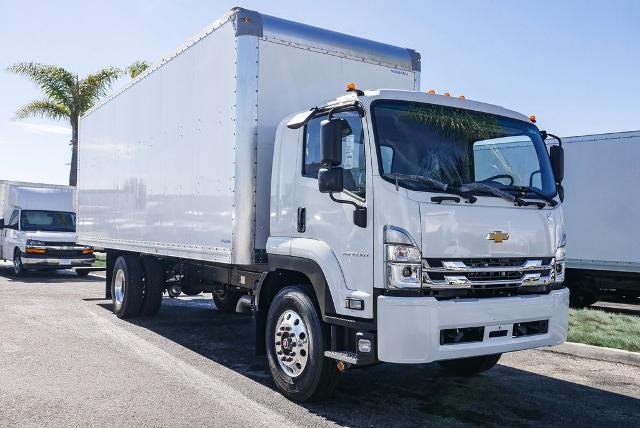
top-left (13, 249), bottom-right (26, 277)
top-left (438, 353), bottom-right (502, 376)
top-left (140, 258), bottom-right (164, 316)
top-left (111, 255), bottom-right (144, 319)
top-left (265, 286), bottom-right (338, 402)
top-left (212, 287), bottom-right (242, 312)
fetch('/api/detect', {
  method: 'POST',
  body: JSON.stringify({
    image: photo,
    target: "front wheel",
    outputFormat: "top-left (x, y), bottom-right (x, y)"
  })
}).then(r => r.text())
top-left (13, 249), bottom-right (26, 277)
top-left (438, 353), bottom-right (502, 376)
top-left (265, 286), bottom-right (338, 402)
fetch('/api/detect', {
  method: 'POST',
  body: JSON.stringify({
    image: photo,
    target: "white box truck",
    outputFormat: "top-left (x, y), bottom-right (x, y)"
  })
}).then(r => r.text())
top-left (78, 7), bottom-right (569, 401)
top-left (555, 131), bottom-right (640, 307)
top-left (0, 181), bottom-right (95, 276)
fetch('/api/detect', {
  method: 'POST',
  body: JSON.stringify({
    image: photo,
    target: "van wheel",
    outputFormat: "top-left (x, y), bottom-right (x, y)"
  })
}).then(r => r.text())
top-left (111, 255), bottom-right (144, 319)
top-left (13, 249), bottom-right (26, 277)
top-left (212, 287), bottom-right (241, 312)
top-left (140, 258), bottom-right (164, 316)
top-left (438, 354), bottom-right (502, 376)
top-left (266, 286), bottom-right (339, 402)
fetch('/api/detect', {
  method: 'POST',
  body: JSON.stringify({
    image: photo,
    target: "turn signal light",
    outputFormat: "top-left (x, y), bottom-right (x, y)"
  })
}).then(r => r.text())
top-left (26, 247), bottom-right (46, 254)
top-left (529, 115), bottom-right (537, 123)
top-left (82, 248), bottom-right (94, 254)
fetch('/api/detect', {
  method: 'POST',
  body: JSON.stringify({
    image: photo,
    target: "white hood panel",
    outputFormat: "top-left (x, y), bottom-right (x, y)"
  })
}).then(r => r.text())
top-left (25, 231), bottom-right (77, 243)
top-left (419, 203), bottom-right (558, 259)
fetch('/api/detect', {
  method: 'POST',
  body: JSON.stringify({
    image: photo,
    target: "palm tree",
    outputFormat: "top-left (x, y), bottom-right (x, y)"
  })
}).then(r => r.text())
top-left (7, 61), bottom-right (148, 186)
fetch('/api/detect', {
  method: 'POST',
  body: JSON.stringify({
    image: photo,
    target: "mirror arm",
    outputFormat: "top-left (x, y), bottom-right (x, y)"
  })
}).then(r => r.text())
top-left (543, 131), bottom-right (563, 148)
top-left (329, 192), bottom-right (367, 228)
top-left (329, 192), bottom-right (360, 209)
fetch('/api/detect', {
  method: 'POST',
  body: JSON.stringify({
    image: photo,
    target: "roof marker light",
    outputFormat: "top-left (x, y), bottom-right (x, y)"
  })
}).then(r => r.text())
top-left (529, 115), bottom-right (537, 123)
top-left (427, 89), bottom-right (436, 94)
top-left (443, 92), bottom-right (451, 97)
top-left (347, 82), bottom-right (357, 91)
top-left (458, 95), bottom-right (466, 100)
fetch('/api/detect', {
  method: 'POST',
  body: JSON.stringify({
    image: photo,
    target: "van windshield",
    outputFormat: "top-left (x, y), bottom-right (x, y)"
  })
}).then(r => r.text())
top-left (20, 210), bottom-right (76, 232)
top-left (371, 101), bottom-right (556, 197)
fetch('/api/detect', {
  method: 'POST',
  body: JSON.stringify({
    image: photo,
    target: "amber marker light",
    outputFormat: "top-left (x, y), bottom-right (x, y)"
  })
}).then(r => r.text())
top-left (427, 89), bottom-right (436, 94)
top-left (346, 82), bottom-right (357, 91)
top-left (529, 115), bottom-right (537, 123)
top-left (443, 92), bottom-right (451, 97)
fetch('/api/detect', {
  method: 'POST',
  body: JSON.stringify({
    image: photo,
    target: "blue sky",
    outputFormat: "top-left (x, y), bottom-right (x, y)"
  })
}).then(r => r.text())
top-left (0, 0), bottom-right (638, 184)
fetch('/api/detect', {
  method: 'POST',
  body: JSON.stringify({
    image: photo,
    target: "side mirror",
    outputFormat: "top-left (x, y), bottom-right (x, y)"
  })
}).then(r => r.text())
top-left (320, 118), bottom-right (344, 167)
top-left (318, 167), bottom-right (344, 193)
top-left (557, 183), bottom-right (565, 203)
top-left (550, 145), bottom-right (564, 183)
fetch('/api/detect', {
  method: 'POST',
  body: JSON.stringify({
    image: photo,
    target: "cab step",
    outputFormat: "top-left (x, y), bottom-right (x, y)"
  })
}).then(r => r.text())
top-left (324, 351), bottom-right (358, 364)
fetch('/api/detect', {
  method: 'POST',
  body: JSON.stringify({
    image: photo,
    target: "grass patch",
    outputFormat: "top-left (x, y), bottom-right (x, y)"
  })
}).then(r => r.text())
top-left (93, 252), bottom-right (106, 268)
top-left (568, 308), bottom-right (640, 352)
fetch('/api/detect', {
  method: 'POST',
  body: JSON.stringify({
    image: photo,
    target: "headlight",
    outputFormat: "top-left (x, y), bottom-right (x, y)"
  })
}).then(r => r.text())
top-left (384, 226), bottom-right (421, 288)
top-left (554, 232), bottom-right (566, 283)
top-left (26, 239), bottom-right (46, 247)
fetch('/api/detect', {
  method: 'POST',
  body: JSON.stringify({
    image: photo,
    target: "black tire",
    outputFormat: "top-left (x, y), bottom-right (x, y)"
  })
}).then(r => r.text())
top-left (265, 285), bottom-right (339, 402)
top-left (212, 287), bottom-right (242, 312)
top-left (111, 255), bottom-right (144, 319)
top-left (140, 258), bottom-right (164, 317)
top-left (569, 288), bottom-right (599, 308)
top-left (13, 249), bottom-right (26, 277)
top-left (76, 270), bottom-right (90, 277)
top-left (438, 353), bottom-right (502, 376)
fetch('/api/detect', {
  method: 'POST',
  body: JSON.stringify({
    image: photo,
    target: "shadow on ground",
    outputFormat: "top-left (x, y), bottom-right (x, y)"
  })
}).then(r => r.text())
top-left (92, 295), bottom-right (640, 427)
top-left (0, 264), bottom-right (104, 284)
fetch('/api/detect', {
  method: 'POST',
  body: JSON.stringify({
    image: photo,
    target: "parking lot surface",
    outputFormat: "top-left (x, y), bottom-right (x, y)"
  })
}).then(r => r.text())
top-left (1, 266), bottom-right (639, 427)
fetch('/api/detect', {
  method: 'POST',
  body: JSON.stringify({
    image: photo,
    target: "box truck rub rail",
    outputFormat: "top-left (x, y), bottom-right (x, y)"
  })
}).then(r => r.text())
top-left (77, 7), bottom-right (569, 402)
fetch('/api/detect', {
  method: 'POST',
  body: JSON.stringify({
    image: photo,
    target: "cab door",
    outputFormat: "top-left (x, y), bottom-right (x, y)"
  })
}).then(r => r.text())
top-left (293, 110), bottom-right (374, 304)
top-left (2, 209), bottom-right (20, 261)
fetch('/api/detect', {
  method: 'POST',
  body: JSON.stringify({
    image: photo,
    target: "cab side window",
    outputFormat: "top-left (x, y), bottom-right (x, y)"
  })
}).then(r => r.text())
top-left (8, 210), bottom-right (19, 229)
top-left (303, 111), bottom-right (366, 198)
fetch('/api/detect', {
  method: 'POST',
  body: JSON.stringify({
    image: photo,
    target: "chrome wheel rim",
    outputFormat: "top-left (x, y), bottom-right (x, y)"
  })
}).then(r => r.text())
top-left (13, 256), bottom-right (20, 274)
top-left (274, 309), bottom-right (310, 378)
top-left (113, 268), bottom-right (125, 310)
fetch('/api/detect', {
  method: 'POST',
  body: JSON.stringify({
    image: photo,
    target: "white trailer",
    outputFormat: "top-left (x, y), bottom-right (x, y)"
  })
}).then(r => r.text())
top-left (558, 131), bottom-right (640, 306)
top-left (79, 7), bottom-right (569, 401)
top-left (0, 181), bottom-right (95, 275)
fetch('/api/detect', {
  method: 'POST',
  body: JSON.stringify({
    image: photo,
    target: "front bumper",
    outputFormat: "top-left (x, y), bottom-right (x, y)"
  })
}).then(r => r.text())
top-left (22, 255), bottom-right (95, 268)
top-left (377, 288), bottom-right (569, 363)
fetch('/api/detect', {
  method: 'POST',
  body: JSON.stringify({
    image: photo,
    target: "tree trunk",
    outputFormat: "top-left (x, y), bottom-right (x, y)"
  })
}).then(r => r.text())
top-left (69, 115), bottom-right (78, 186)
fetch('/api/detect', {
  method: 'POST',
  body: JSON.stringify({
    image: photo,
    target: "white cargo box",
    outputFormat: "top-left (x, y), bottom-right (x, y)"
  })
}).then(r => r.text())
top-left (559, 131), bottom-right (640, 273)
top-left (78, 7), bottom-right (420, 265)
top-left (0, 180), bottom-right (75, 221)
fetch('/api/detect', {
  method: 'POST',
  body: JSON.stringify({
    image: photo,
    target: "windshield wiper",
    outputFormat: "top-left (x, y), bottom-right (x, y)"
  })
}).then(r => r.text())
top-left (500, 185), bottom-right (558, 207)
top-left (458, 182), bottom-right (528, 206)
top-left (384, 173), bottom-right (477, 203)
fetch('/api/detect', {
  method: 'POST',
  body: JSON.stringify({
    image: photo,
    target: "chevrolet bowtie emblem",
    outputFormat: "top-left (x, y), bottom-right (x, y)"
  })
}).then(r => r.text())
top-left (487, 231), bottom-right (510, 243)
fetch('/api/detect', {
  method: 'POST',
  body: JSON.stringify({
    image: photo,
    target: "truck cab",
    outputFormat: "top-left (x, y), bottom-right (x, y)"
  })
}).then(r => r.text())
top-left (0, 183), bottom-right (95, 276)
top-left (267, 87), bottom-right (569, 367)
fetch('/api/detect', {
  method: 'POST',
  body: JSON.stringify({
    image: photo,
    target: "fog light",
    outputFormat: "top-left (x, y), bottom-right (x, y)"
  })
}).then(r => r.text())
top-left (358, 339), bottom-right (372, 353)
top-left (345, 298), bottom-right (364, 310)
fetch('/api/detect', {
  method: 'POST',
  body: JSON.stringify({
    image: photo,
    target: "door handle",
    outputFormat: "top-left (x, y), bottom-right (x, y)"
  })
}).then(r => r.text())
top-left (297, 207), bottom-right (306, 233)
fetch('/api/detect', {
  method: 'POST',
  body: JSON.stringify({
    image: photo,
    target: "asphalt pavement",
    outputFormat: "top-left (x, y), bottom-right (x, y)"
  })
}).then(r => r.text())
top-left (1, 265), bottom-right (639, 427)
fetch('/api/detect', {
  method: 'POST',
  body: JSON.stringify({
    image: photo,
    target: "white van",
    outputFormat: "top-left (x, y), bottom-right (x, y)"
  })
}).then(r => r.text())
top-left (0, 181), bottom-right (95, 276)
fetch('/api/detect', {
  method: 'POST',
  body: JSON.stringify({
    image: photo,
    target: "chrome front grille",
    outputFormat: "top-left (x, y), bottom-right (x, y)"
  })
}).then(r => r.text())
top-left (422, 258), bottom-right (555, 289)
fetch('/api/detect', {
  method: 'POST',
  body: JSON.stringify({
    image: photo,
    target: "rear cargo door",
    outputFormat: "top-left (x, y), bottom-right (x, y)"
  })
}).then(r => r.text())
top-left (294, 111), bottom-right (373, 295)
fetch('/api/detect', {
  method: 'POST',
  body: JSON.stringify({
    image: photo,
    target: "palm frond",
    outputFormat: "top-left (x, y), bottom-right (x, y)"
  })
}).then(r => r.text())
top-left (14, 99), bottom-right (70, 120)
top-left (127, 60), bottom-right (150, 78)
top-left (7, 62), bottom-right (75, 108)
top-left (77, 67), bottom-right (123, 113)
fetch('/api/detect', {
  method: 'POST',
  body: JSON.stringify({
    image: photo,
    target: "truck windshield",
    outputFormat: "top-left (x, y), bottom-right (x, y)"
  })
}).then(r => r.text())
top-left (20, 210), bottom-right (76, 232)
top-left (371, 101), bottom-right (556, 198)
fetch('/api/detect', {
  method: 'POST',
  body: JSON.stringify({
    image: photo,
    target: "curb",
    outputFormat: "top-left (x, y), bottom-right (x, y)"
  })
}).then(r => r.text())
top-left (541, 342), bottom-right (640, 367)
